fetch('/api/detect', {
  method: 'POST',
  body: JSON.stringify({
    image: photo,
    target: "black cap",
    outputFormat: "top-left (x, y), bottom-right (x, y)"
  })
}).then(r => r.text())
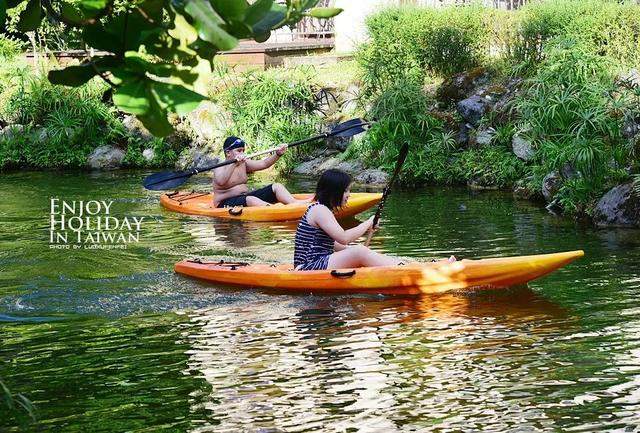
top-left (223, 136), bottom-right (245, 152)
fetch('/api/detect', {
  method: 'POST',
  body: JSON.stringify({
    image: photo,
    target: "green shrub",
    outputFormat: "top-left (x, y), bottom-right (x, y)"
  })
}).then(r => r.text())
top-left (456, 146), bottom-right (527, 188)
top-left (219, 67), bottom-right (321, 174)
top-left (357, 6), bottom-right (490, 97)
top-left (514, 38), bottom-right (634, 213)
top-left (0, 36), bottom-right (23, 60)
top-left (512, 0), bottom-right (640, 70)
top-left (123, 137), bottom-right (182, 168)
top-left (0, 70), bottom-right (128, 168)
top-left (345, 80), bottom-right (458, 183)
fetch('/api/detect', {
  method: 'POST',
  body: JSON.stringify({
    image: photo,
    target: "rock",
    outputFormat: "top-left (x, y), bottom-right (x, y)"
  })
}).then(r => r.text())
top-left (468, 176), bottom-right (499, 190)
top-left (293, 156), bottom-right (331, 176)
top-left (314, 87), bottom-right (340, 117)
top-left (353, 169), bottom-right (388, 185)
top-left (87, 145), bottom-right (125, 170)
top-left (622, 117), bottom-right (640, 139)
top-left (545, 199), bottom-right (563, 216)
top-left (491, 78), bottom-right (523, 124)
top-left (560, 163), bottom-right (579, 180)
top-left (142, 148), bottom-right (155, 162)
top-left (325, 121), bottom-right (362, 152)
top-left (542, 171), bottom-right (563, 202)
top-left (512, 135), bottom-right (534, 161)
top-left (618, 68), bottom-right (640, 89)
top-left (340, 84), bottom-right (360, 116)
top-left (122, 115), bottom-right (154, 142)
top-left (175, 145), bottom-right (219, 171)
top-left (457, 95), bottom-right (490, 126)
top-left (436, 67), bottom-right (491, 103)
top-left (0, 124), bottom-right (25, 141)
top-left (455, 123), bottom-right (472, 147)
top-left (184, 101), bottom-right (232, 145)
top-left (475, 127), bottom-right (495, 146)
top-left (593, 182), bottom-right (640, 227)
top-left (33, 127), bottom-right (49, 142)
top-left (293, 154), bottom-right (371, 179)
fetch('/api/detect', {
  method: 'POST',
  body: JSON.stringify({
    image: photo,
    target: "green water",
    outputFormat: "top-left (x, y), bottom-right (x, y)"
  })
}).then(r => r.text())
top-left (1, 170), bottom-right (639, 432)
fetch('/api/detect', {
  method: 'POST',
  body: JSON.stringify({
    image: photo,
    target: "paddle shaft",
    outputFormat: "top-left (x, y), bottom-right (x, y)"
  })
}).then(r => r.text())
top-left (145, 121), bottom-right (369, 188)
top-left (197, 123), bottom-right (368, 173)
top-left (364, 143), bottom-right (409, 247)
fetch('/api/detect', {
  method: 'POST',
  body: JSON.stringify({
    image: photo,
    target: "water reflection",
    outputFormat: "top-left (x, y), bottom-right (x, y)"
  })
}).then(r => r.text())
top-left (1, 171), bottom-right (640, 432)
top-left (182, 288), bottom-right (571, 432)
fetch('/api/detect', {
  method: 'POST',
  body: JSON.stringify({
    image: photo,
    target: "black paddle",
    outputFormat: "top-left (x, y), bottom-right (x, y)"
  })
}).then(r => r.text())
top-left (364, 142), bottom-right (409, 247)
top-left (143, 118), bottom-right (371, 191)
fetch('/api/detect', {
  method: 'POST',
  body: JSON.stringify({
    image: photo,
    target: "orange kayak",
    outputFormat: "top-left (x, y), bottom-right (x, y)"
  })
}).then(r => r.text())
top-left (160, 191), bottom-right (382, 221)
top-left (175, 250), bottom-right (584, 295)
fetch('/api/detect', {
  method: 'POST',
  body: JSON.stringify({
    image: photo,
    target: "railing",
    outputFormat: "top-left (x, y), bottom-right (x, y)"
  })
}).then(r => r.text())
top-left (415, 0), bottom-right (527, 9)
top-left (267, 0), bottom-right (335, 44)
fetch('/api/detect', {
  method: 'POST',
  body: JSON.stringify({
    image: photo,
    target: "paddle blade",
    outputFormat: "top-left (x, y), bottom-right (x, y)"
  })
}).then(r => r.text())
top-left (143, 170), bottom-right (192, 191)
top-left (330, 118), bottom-right (369, 137)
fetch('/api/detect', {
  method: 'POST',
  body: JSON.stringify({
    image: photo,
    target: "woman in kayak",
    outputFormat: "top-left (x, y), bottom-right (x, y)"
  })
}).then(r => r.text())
top-left (294, 169), bottom-right (405, 270)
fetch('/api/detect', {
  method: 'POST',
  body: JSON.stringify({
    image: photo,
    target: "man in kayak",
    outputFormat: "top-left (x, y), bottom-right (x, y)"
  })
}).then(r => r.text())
top-left (213, 136), bottom-right (309, 208)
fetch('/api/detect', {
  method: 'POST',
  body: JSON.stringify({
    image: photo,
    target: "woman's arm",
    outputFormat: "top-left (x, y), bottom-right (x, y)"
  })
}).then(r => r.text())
top-left (310, 205), bottom-right (373, 245)
top-left (334, 241), bottom-right (347, 252)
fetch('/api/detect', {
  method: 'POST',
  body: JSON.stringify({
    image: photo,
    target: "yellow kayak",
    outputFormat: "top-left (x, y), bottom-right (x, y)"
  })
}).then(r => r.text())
top-left (175, 250), bottom-right (584, 295)
top-left (160, 191), bottom-right (382, 221)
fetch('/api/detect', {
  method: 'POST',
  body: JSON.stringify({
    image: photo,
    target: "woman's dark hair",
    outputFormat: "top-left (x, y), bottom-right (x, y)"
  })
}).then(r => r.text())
top-left (314, 169), bottom-right (352, 210)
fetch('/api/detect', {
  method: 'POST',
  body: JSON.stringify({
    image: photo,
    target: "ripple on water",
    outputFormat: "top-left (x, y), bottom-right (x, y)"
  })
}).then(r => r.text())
top-left (1, 175), bottom-right (640, 432)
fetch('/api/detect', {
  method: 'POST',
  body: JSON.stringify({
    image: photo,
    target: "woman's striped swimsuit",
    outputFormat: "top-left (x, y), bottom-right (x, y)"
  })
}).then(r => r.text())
top-left (294, 203), bottom-right (334, 271)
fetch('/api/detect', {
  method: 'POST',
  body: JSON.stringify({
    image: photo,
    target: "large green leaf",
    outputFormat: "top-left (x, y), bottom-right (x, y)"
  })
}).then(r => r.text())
top-left (16, 0), bottom-right (41, 32)
top-left (138, 101), bottom-right (173, 137)
top-left (48, 56), bottom-right (121, 86)
top-left (60, 3), bottom-right (83, 23)
top-left (77, 0), bottom-right (109, 15)
top-left (169, 12), bottom-right (198, 44)
top-left (211, 0), bottom-right (247, 21)
top-left (6, 0), bottom-right (24, 9)
top-left (306, 7), bottom-right (342, 19)
top-left (113, 79), bottom-right (151, 115)
top-left (244, 0), bottom-right (272, 26)
top-left (251, 2), bottom-right (285, 35)
top-left (150, 81), bottom-right (205, 116)
top-left (83, 10), bottom-right (161, 54)
top-left (48, 64), bottom-right (98, 86)
top-left (183, 0), bottom-right (237, 51)
top-left (300, 0), bottom-right (319, 10)
top-left (123, 51), bottom-right (197, 84)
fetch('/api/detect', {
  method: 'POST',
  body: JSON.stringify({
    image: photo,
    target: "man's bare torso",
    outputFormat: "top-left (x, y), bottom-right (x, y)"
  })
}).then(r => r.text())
top-left (213, 163), bottom-right (249, 206)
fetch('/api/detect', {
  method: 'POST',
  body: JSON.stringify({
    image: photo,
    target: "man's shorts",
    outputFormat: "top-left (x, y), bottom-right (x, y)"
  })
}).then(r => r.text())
top-left (217, 184), bottom-right (278, 208)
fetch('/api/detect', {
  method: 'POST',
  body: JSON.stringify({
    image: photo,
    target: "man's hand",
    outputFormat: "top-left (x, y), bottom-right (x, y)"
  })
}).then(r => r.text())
top-left (275, 144), bottom-right (288, 156)
top-left (235, 153), bottom-right (247, 164)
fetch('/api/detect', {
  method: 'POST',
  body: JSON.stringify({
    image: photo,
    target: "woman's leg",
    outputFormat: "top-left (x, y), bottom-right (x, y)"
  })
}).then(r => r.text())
top-left (327, 244), bottom-right (403, 268)
top-left (272, 183), bottom-right (311, 204)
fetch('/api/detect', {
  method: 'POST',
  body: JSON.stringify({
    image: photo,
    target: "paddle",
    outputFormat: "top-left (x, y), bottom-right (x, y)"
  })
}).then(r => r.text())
top-left (364, 142), bottom-right (409, 247)
top-left (143, 118), bottom-right (371, 191)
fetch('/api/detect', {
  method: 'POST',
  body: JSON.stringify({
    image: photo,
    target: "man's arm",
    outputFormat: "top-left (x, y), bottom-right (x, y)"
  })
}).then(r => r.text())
top-left (245, 144), bottom-right (287, 173)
